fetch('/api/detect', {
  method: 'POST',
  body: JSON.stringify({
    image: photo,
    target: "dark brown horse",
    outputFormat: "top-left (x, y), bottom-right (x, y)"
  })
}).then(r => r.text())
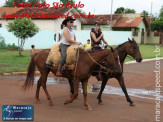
top-left (96, 38), bottom-right (143, 106)
top-left (23, 47), bottom-right (122, 110)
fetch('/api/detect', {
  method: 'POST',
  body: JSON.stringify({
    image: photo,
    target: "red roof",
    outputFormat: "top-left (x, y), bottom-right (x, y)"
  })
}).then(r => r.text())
top-left (113, 17), bottom-right (144, 28)
top-left (0, 7), bottom-right (70, 19)
top-left (82, 14), bottom-right (121, 25)
top-left (0, 7), bottom-right (22, 18)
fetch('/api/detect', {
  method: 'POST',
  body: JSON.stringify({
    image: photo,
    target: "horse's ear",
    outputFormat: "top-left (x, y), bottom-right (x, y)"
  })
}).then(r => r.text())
top-left (111, 47), bottom-right (114, 53)
top-left (132, 38), bottom-right (135, 41)
top-left (128, 38), bottom-right (131, 42)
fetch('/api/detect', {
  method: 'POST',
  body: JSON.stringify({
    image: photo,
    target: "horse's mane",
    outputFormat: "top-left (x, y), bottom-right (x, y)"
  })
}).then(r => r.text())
top-left (115, 41), bottom-right (128, 50)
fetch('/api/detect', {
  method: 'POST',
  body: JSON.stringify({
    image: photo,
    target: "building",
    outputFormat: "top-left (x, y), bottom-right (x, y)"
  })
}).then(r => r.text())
top-left (0, 7), bottom-right (85, 31)
top-left (82, 14), bottom-right (121, 30)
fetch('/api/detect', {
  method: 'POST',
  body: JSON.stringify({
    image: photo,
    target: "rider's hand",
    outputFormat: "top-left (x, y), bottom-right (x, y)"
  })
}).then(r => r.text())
top-left (76, 42), bottom-right (81, 45)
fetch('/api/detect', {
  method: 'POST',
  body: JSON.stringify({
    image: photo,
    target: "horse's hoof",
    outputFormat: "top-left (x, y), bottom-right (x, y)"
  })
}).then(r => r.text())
top-left (98, 101), bottom-right (103, 105)
top-left (130, 102), bottom-right (135, 106)
top-left (48, 102), bottom-right (54, 106)
top-left (64, 100), bottom-right (69, 105)
top-left (48, 100), bottom-right (54, 106)
top-left (35, 100), bottom-right (41, 104)
top-left (87, 107), bottom-right (92, 111)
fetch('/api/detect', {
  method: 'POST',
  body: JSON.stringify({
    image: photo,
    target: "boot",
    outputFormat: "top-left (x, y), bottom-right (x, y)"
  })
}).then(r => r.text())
top-left (47, 60), bottom-right (53, 66)
top-left (56, 64), bottom-right (63, 77)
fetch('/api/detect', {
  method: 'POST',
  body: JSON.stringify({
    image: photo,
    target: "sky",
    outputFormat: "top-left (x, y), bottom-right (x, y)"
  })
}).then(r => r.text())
top-left (0, 0), bottom-right (163, 16)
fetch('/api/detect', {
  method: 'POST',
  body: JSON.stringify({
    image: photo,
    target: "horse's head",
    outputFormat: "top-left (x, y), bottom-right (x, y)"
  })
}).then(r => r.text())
top-left (125, 38), bottom-right (143, 63)
top-left (106, 47), bottom-right (122, 73)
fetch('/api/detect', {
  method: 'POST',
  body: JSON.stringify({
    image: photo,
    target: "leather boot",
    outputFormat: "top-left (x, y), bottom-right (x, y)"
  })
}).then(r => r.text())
top-left (56, 64), bottom-right (63, 77)
top-left (47, 60), bottom-right (53, 66)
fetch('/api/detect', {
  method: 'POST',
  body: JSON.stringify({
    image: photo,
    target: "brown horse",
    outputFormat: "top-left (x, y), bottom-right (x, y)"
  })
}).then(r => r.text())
top-left (22, 47), bottom-right (122, 110)
top-left (96, 38), bottom-right (143, 106)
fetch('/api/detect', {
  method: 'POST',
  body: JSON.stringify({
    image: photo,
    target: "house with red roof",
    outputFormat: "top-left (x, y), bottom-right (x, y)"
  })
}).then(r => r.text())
top-left (0, 7), bottom-right (85, 31)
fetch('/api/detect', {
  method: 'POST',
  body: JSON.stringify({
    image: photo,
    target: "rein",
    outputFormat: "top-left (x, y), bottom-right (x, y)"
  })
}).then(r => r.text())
top-left (86, 50), bottom-right (113, 73)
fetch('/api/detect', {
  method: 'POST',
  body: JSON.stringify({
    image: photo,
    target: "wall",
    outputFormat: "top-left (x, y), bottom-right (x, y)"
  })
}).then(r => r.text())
top-left (0, 28), bottom-right (132, 49)
top-left (132, 32), bottom-right (160, 44)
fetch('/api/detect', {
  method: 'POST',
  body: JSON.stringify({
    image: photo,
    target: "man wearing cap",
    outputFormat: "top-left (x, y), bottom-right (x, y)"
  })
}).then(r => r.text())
top-left (56, 16), bottom-right (81, 77)
top-left (90, 22), bottom-right (108, 50)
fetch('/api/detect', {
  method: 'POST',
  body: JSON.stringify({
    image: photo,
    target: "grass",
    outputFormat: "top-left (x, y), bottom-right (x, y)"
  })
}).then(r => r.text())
top-left (124, 45), bottom-right (163, 62)
top-left (0, 45), bottom-right (162, 73)
top-left (0, 49), bottom-right (30, 73)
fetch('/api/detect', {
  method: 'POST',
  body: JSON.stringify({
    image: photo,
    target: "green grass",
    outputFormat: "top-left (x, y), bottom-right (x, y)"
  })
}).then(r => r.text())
top-left (0, 49), bottom-right (30, 73)
top-left (0, 45), bottom-right (162, 73)
top-left (124, 45), bottom-right (163, 62)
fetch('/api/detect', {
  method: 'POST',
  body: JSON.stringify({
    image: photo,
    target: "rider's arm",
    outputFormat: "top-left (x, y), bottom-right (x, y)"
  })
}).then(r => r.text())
top-left (91, 32), bottom-right (103, 42)
top-left (101, 36), bottom-right (108, 45)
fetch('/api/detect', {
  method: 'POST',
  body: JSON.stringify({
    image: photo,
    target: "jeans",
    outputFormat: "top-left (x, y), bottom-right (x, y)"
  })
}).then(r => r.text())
top-left (59, 43), bottom-right (70, 66)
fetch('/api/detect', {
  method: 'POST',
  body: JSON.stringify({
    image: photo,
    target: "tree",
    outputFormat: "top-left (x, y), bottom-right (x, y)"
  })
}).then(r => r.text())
top-left (60, 0), bottom-right (73, 6)
top-left (141, 10), bottom-right (149, 17)
top-left (159, 5), bottom-right (163, 18)
top-left (114, 7), bottom-right (125, 14)
top-left (114, 7), bottom-right (136, 14)
top-left (7, 18), bottom-right (39, 56)
top-left (60, 0), bottom-right (85, 14)
top-left (150, 18), bottom-right (163, 32)
top-left (27, 0), bottom-right (46, 7)
top-left (125, 8), bottom-right (136, 13)
top-left (4, 0), bottom-right (26, 7)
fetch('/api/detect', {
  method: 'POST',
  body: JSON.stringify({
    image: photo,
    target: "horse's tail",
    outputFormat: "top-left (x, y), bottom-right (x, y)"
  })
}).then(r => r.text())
top-left (22, 54), bottom-right (36, 91)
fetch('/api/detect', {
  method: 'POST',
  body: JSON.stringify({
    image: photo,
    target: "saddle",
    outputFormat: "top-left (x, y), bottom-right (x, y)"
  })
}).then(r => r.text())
top-left (46, 44), bottom-right (85, 70)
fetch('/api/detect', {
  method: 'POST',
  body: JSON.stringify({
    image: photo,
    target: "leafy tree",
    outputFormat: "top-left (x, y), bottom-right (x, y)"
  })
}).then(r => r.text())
top-left (114, 7), bottom-right (136, 14)
top-left (141, 10), bottom-right (149, 17)
top-left (4, 0), bottom-right (26, 7)
top-left (60, 0), bottom-right (74, 6)
top-left (61, 0), bottom-right (85, 14)
top-left (7, 18), bottom-right (39, 56)
top-left (159, 5), bottom-right (163, 18)
top-left (0, 36), bottom-right (6, 48)
top-left (114, 7), bottom-right (125, 14)
top-left (150, 18), bottom-right (163, 32)
top-left (27, 0), bottom-right (46, 7)
top-left (125, 8), bottom-right (136, 13)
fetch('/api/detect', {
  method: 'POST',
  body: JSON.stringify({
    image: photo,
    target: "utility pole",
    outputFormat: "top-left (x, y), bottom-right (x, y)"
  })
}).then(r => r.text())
top-left (110, 0), bottom-right (113, 30)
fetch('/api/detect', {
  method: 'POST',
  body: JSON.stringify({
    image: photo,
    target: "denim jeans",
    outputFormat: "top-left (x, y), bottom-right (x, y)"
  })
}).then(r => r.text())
top-left (59, 43), bottom-right (70, 66)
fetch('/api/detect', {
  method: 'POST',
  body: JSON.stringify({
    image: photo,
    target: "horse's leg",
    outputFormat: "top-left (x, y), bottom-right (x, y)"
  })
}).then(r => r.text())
top-left (35, 77), bottom-right (41, 104)
top-left (64, 79), bottom-right (79, 105)
top-left (82, 80), bottom-right (92, 111)
top-left (116, 75), bottom-right (135, 106)
top-left (68, 78), bottom-right (74, 98)
top-left (41, 71), bottom-right (53, 106)
top-left (97, 74), bottom-right (109, 104)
